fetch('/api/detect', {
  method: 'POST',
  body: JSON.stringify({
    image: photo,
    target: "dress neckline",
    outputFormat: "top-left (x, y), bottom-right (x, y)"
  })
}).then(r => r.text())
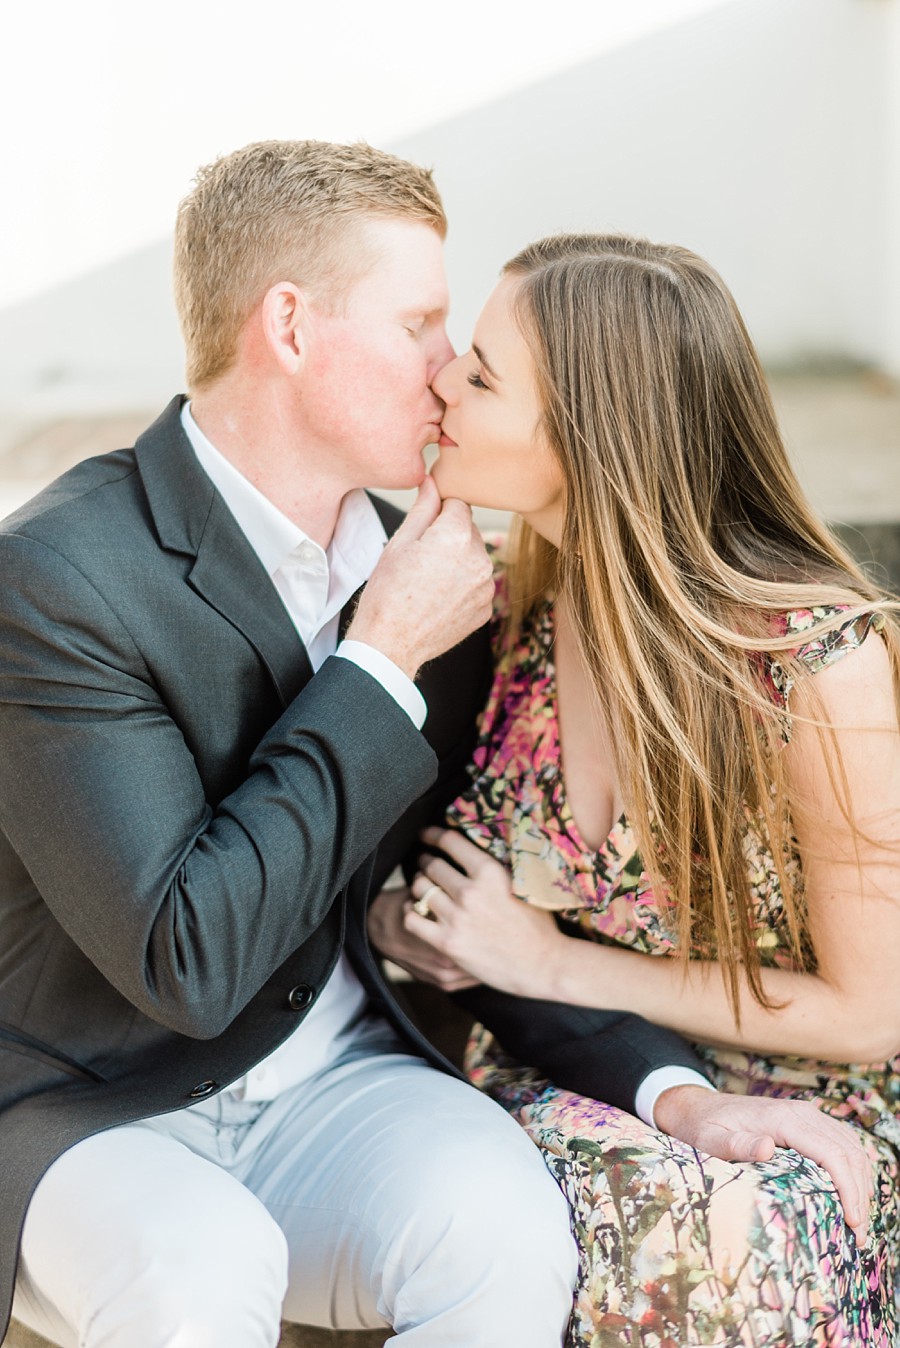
top-left (534, 598), bottom-right (633, 870)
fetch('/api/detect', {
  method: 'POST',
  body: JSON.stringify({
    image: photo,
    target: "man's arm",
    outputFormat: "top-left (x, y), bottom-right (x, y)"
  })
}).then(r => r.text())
top-left (368, 886), bottom-right (711, 1118)
top-left (450, 983), bottom-right (712, 1117)
top-left (466, 986), bottom-right (875, 1246)
top-left (0, 475), bottom-right (495, 1037)
top-left (0, 532), bottom-right (437, 1040)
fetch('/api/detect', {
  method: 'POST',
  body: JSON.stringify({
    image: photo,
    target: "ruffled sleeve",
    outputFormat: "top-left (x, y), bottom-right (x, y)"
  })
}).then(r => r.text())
top-left (768, 605), bottom-right (886, 742)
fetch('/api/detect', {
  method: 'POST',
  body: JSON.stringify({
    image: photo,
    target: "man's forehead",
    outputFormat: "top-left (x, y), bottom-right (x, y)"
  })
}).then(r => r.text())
top-left (399, 296), bottom-right (450, 319)
top-left (343, 218), bottom-right (449, 319)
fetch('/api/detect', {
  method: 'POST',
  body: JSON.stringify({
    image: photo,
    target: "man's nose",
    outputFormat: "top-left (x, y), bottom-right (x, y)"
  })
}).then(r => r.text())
top-left (429, 331), bottom-right (457, 383)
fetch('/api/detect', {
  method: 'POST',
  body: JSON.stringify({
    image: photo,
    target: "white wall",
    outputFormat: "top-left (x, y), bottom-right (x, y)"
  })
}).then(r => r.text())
top-left (0, 0), bottom-right (896, 415)
top-left (401, 0), bottom-right (893, 370)
top-left (0, 0), bottom-right (727, 308)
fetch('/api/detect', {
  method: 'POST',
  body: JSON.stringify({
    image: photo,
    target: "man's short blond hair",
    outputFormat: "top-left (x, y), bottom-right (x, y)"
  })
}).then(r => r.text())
top-left (173, 139), bottom-right (447, 390)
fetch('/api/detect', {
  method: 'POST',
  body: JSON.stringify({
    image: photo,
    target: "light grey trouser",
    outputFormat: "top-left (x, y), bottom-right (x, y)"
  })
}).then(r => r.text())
top-left (13, 1024), bottom-right (576, 1347)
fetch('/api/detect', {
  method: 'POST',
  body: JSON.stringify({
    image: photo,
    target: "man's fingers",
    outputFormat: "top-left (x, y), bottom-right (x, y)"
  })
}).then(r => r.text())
top-left (768, 1108), bottom-right (872, 1229)
top-left (804, 1150), bottom-right (867, 1239)
top-left (393, 476), bottom-right (441, 541)
top-left (762, 1106), bottom-right (872, 1244)
top-left (433, 495), bottom-right (473, 529)
top-left (694, 1123), bottom-right (776, 1165)
top-left (724, 1131), bottom-right (776, 1164)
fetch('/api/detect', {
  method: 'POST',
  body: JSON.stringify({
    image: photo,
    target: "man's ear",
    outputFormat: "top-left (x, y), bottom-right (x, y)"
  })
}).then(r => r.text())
top-left (260, 281), bottom-right (310, 376)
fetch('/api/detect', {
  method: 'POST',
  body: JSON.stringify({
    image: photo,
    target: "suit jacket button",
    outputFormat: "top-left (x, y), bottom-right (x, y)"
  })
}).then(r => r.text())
top-left (188, 1079), bottom-right (218, 1099)
top-left (288, 985), bottom-right (314, 1012)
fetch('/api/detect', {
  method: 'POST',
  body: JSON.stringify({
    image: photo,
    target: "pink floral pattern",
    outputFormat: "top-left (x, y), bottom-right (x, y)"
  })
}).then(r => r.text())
top-left (446, 578), bottom-right (898, 1346)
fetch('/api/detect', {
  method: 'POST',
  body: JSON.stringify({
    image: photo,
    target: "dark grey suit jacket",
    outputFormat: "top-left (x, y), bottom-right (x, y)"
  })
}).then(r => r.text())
top-left (0, 397), bottom-right (493, 1336)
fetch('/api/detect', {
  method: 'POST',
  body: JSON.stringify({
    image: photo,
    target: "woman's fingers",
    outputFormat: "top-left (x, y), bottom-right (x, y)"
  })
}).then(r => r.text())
top-left (410, 871), bottom-right (461, 919)
top-left (415, 855), bottom-right (473, 903)
top-left (420, 826), bottom-right (493, 876)
top-left (368, 886), bottom-right (471, 987)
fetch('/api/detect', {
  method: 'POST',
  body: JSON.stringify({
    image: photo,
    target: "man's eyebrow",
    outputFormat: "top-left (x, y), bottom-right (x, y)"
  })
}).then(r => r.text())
top-left (473, 343), bottom-right (502, 382)
top-left (401, 303), bottom-right (448, 319)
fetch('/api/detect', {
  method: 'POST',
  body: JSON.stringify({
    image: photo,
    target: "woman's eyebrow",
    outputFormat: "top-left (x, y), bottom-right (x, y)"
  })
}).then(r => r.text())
top-left (472, 343), bottom-right (502, 382)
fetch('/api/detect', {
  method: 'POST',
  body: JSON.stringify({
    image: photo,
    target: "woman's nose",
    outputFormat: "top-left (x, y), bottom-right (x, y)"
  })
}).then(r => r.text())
top-left (431, 352), bottom-right (461, 404)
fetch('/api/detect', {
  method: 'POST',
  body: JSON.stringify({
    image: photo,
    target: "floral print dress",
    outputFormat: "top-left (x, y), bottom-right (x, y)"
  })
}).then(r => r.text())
top-left (446, 582), bottom-right (899, 1347)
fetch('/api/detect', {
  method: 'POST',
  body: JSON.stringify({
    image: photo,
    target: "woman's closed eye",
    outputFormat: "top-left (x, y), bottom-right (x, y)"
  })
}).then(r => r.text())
top-left (467, 370), bottom-right (489, 390)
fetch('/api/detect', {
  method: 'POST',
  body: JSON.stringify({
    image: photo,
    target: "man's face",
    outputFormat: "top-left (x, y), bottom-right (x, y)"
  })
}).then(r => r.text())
top-left (300, 216), bottom-right (454, 491)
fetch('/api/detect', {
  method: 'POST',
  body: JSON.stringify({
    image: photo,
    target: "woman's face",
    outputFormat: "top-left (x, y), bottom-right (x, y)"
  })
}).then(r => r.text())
top-left (431, 275), bottom-right (564, 544)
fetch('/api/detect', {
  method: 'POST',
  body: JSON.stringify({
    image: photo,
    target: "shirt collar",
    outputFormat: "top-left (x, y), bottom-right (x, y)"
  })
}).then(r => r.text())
top-left (180, 401), bottom-right (386, 581)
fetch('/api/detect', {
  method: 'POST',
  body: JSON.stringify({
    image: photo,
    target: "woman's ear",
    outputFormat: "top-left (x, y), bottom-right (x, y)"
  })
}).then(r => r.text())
top-left (260, 281), bottom-right (309, 376)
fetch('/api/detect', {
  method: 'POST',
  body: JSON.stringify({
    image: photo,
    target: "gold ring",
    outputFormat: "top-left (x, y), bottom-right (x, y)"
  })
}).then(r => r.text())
top-left (412, 883), bottom-right (443, 920)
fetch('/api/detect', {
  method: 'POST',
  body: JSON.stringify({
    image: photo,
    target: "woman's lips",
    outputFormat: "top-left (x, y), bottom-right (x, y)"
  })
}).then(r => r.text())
top-left (438, 429), bottom-right (458, 447)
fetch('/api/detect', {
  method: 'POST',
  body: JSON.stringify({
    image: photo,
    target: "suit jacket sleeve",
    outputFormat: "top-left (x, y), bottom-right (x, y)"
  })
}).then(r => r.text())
top-left (450, 982), bottom-right (712, 1116)
top-left (0, 532), bottom-right (437, 1040)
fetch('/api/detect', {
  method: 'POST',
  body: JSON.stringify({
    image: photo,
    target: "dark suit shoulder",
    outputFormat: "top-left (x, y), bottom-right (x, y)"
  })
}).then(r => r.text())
top-left (0, 444), bottom-right (173, 624)
top-left (0, 447), bottom-right (139, 542)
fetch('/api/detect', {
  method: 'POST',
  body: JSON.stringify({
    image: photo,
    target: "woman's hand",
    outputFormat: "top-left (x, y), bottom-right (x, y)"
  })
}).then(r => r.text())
top-left (406, 827), bottom-right (569, 997)
top-left (367, 885), bottom-right (480, 991)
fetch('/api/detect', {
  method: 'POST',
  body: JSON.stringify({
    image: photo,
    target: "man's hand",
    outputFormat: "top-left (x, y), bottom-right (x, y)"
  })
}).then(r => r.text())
top-left (347, 477), bottom-right (494, 680)
top-left (367, 887), bottom-right (480, 991)
top-left (654, 1085), bottom-right (874, 1245)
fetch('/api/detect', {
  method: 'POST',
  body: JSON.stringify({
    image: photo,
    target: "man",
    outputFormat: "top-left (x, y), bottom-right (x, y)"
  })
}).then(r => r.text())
top-left (0, 140), bottom-right (868, 1348)
top-left (0, 140), bottom-right (576, 1348)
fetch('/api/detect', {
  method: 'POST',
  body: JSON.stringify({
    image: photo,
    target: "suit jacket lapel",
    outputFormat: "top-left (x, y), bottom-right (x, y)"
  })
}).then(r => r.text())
top-left (337, 491), bottom-right (403, 641)
top-left (135, 397), bottom-right (313, 708)
top-left (188, 496), bottom-right (314, 704)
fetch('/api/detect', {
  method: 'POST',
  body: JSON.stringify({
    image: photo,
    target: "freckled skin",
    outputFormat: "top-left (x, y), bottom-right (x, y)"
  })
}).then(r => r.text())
top-left (301, 218), bottom-right (455, 491)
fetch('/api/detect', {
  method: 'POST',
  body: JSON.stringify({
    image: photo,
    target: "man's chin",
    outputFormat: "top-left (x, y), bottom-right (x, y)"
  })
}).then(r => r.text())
top-left (366, 456), bottom-right (429, 494)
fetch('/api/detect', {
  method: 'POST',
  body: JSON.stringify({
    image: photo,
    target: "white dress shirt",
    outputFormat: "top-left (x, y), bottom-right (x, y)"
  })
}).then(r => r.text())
top-left (182, 402), bottom-right (423, 1099)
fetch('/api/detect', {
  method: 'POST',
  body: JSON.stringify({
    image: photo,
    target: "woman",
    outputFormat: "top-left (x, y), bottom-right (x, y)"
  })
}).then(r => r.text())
top-left (374, 235), bottom-right (900, 1345)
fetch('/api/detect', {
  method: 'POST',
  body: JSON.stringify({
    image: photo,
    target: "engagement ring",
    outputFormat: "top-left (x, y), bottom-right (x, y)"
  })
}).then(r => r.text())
top-left (412, 884), bottom-right (443, 920)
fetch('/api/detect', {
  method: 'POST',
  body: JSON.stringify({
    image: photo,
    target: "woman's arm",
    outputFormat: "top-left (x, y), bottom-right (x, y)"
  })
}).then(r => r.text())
top-left (409, 633), bottom-right (900, 1064)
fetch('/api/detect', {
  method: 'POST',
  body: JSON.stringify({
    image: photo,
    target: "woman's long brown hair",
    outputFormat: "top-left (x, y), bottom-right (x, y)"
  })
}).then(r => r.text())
top-left (504, 234), bottom-right (900, 1016)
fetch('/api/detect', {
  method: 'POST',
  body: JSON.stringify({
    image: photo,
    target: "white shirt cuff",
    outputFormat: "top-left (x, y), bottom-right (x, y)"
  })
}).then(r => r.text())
top-left (335, 640), bottom-right (427, 730)
top-left (635, 1066), bottom-right (717, 1128)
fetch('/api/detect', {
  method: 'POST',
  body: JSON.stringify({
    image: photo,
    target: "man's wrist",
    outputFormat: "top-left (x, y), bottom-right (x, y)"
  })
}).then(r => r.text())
top-left (336, 640), bottom-right (427, 729)
top-left (636, 1069), bottom-right (717, 1130)
top-left (342, 619), bottom-right (420, 683)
